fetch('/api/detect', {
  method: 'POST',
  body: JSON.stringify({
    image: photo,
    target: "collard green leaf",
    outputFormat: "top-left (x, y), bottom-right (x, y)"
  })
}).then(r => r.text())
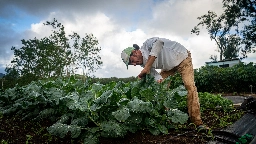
top-left (46, 87), bottom-right (63, 105)
top-left (91, 83), bottom-right (104, 97)
top-left (22, 109), bottom-right (40, 120)
top-left (127, 98), bottom-right (153, 113)
top-left (83, 134), bottom-right (99, 144)
top-left (47, 123), bottom-right (81, 138)
top-left (163, 98), bottom-right (178, 109)
top-left (149, 127), bottom-right (161, 136)
top-left (145, 117), bottom-right (156, 125)
top-left (117, 98), bottom-right (129, 106)
top-left (60, 92), bottom-right (80, 110)
top-left (100, 121), bottom-right (127, 138)
top-left (126, 113), bottom-right (143, 124)
top-left (34, 108), bottom-right (57, 120)
top-left (125, 124), bottom-right (140, 133)
top-left (90, 104), bottom-right (100, 111)
top-left (94, 90), bottom-right (112, 105)
top-left (131, 85), bottom-right (140, 97)
top-left (164, 85), bottom-right (188, 109)
top-left (57, 114), bottom-right (72, 124)
top-left (167, 109), bottom-right (188, 124)
top-left (112, 107), bottom-right (130, 122)
top-left (158, 124), bottom-right (168, 134)
top-left (71, 117), bottom-right (89, 126)
top-left (81, 91), bottom-right (94, 102)
top-left (70, 125), bottom-right (81, 138)
top-left (47, 123), bottom-right (69, 138)
top-left (139, 87), bottom-right (154, 101)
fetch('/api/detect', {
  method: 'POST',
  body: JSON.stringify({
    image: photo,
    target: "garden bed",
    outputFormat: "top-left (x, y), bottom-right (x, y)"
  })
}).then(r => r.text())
top-left (0, 109), bottom-right (245, 144)
top-left (0, 76), bottom-right (253, 144)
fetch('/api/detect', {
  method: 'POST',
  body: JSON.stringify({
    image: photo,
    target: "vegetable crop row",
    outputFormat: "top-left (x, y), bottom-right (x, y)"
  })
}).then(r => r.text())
top-left (0, 75), bottom-right (233, 144)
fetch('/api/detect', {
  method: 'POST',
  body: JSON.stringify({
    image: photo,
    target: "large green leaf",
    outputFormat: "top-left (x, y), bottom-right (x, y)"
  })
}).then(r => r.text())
top-left (100, 121), bottom-right (127, 138)
top-left (167, 109), bottom-right (188, 124)
top-left (127, 98), bottom-right (153, 113)
top-left (112, 107), bottom-right (130, 122)
top-left (47, 123), bottom-right (81, 138)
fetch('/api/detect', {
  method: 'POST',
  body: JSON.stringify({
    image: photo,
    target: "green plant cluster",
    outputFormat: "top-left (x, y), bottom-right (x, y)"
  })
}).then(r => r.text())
top-left (176, 92), bottom-right (234, 114)
top-left (0, 75), bottom-right (235, 143)
top-left (236, 134), bottom-right (253, 144)
top-left (90, 76), bottom-right (137, 85)
top-left (166, 62), bottom-right (256, 93)
top-left (198, 92), bottom-right (233, 112)
top-left (0, 75), bottom-right (189, 143)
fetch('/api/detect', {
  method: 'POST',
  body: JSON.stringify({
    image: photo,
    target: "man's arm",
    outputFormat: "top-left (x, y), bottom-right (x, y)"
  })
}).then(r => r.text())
top-left (138, 39), bottom-right (163, 79)
top-left (138, 55), bottom-right (156, 78)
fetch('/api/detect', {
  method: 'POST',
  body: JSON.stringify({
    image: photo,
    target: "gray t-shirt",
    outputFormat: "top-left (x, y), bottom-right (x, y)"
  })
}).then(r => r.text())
top-left (140, 37), bottom-right (188, 80)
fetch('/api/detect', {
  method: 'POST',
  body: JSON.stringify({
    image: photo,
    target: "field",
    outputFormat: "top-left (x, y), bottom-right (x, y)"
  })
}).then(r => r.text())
top-left (0, 75), bottom-right (250, 144)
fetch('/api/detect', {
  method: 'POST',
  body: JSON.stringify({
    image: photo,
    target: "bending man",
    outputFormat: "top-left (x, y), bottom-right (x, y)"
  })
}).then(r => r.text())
top-left (121, 37), bottom-right (206, 128)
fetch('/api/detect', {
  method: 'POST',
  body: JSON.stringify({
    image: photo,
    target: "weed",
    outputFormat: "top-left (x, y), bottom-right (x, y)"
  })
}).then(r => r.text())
top-left (26, 135), bottom-right (33, 144)
top-left (1, 139), bottom-right (8, 144)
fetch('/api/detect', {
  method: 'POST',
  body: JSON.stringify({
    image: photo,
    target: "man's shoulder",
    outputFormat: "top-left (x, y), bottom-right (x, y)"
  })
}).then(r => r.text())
top-left (145, 37), bottom-right (159, 43)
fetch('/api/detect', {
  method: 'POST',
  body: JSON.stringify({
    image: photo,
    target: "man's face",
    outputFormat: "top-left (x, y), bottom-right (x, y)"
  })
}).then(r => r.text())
top-left (129, 50), bottom-right (143, 66)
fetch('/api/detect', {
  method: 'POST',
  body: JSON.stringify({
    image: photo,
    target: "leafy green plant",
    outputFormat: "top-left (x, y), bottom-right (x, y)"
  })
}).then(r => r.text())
top-left (176, 92), bottom-right (234, 113)
top-left (236, 134), bottom-right (253, 144)
top-left (1, 140), bottom-right (8, 144)
top-left (194, 63), bottom-right (256, 93)
top-left (198, 92), bottom-right (234, 112)
top-left (26, 135), bottom-right (33, 144)
top-left (0, 74), bottom-right (237, 143)
top-left (213, 112), bottom-right (232, 128)
top-left (0, 75), bottom-right (190, 143)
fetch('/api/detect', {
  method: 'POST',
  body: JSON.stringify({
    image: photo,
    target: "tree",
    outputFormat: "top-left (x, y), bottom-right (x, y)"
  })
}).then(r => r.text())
top-left (69, 32), bottom-right (103, 75)
top-left (209, 55), bottom-right (218, 62)
top-left (223, 0), bottom-right (256, 57)
top-left (223, 34), bottom-right (241, 59)
top-left (44, 19), bottom-right (103, 76)
top-left (191, 0), bottom-right (255, 60)
top-left (5, 18), bottom-right (103, 86)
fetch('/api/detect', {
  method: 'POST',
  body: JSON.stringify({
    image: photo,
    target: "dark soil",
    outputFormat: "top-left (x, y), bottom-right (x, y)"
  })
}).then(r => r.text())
top-left (0, 109), bottom-right (245, 144)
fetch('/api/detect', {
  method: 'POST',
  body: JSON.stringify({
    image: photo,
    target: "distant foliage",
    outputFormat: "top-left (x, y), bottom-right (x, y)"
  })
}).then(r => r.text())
top-left (192, 0), bottom-right (255, 60)
top-left (168, 62), bottom-right (256, 93)
top-left (91, 76), bottom-right (137, 85)
top-left (195, 62), bottom-right (256, 93)
top-left (4, 18), bottom-right (102, 88)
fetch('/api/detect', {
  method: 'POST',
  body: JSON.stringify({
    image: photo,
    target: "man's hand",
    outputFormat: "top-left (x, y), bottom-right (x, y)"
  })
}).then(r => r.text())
top-left (138, 55), bottom-right (156, 79)
top-left (138, 68), bottom-right (150, 79)
top-left (157, 79), bottom-right (163, 83)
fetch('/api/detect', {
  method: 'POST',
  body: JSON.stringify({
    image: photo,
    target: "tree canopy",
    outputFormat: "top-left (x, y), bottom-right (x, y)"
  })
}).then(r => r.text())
top-left (191, 0), bottom-right (255, 61)
top-left (5, 18), bottom-right (102, 85)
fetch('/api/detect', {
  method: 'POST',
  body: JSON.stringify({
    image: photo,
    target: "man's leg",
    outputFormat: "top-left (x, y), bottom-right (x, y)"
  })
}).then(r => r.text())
top-left (177, 51), bottom-right (203, 126)
top-left (160, 69), bottom-right (176, 79)
top-left (160, 68), bottom-right (177, 88)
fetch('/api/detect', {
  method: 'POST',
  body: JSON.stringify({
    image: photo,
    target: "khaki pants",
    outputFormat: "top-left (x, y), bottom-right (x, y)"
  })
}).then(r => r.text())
top-left (160, 51), bottom-right (203, 125)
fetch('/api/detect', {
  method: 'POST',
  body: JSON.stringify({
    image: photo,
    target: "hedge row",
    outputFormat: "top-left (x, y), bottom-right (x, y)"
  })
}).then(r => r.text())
top-left (168, 62), bottom-right (256, 93)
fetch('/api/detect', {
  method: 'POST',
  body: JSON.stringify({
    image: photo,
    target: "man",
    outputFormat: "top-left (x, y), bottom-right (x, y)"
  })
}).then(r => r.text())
top-left (121, 37), bottom-right (207, 129)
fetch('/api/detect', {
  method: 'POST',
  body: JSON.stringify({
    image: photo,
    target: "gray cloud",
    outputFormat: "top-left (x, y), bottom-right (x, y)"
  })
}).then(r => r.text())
top-left (0, 23), bottom-right (20, 64)
top-left (0, 0), bottom-right (254, 77)
top-left (0, 0), bottom-right (152, 20)
top-left (139, 0), bottom-right (224, 38)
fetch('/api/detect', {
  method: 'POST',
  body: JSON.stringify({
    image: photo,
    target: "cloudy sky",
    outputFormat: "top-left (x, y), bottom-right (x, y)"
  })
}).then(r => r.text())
top-left (0, 0), bottom-right (255, 78)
